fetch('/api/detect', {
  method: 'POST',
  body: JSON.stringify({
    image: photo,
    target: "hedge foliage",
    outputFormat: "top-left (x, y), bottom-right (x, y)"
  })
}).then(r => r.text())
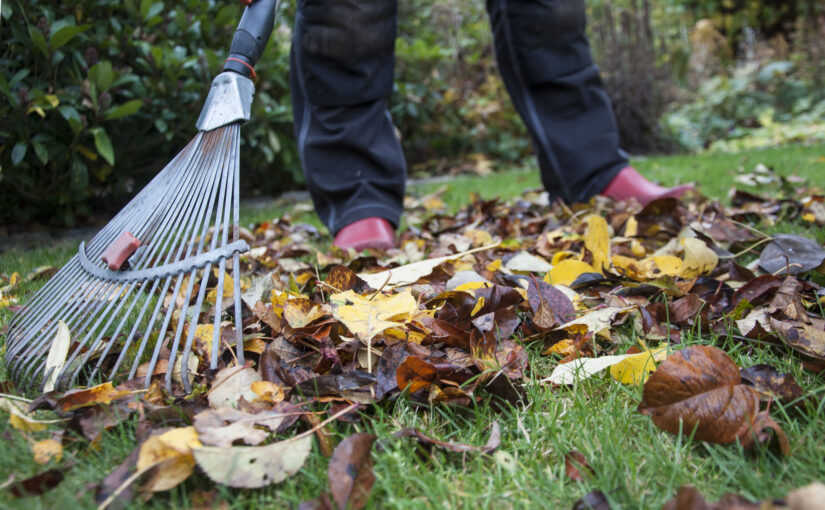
top-left (2, 0), bottom-right (823, 225)
top-left (1, 0), bottom-right (295, 225)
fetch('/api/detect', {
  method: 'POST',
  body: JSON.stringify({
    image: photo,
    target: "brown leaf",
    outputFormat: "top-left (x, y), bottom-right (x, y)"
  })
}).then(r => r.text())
top-left (328, 433), bottom-right (376, 510)
top-left (56, 382), bottom-right (132, 413)
top-left (669, 294), bottom-right (708, 328)
top-left (375, 342), bottom-right (410, 399)
top-left (740, 364), bottom-right (804, 403)
top-left (564, 451), bottom-right (593, 481)
top-left (638, 346), bottom-right (775, 445)
top-left (396, 356), bottom-right (438, 393)
top-left (662, 485), bottom-right (760, 510)
top-left (731, 274), bottom-right (781, 308)
top-left (527, 277), bottom-right (575, 329)
top-left (759, 234), bottom-right (825, 275)
top-left (72, 401), bottom-right (133, 441)
top-left (394, 421), bottom-right (500, 454)
top-left (325, 265), bottom-right (370, 293)
top-left (770, 317), bottom-right (825, 360)
top-left (6, 469), bottom-right (63, 497)
top-left (293, 371), bottom-right (376, 399)
top-left (572, 490), bottom-right (611, 510)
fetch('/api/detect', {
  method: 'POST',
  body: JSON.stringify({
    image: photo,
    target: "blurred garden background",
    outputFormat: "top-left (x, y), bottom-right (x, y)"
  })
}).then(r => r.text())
top-left (1, 0), bottom-right (824, 228)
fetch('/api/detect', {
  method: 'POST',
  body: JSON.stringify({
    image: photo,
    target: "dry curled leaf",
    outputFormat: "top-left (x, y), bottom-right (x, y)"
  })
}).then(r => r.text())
top-left (5, 469), bottom-right (64, 497)
top-left (394, 421), bottom-right (500, 454)
top-left (207, 366), bottom-right (261, 409)
top-left (136, 426), bottom-right (202, 492)
top-left (56, 382), bottom-right (132, 413)
top-left (194, 435), bottom-right (312, 489)
top-left (328, 433), bottom-right (376, 510)
top-left (639, 346), bottom-right (787, 451)
top-left (194, 407), bottom-right (285, 447)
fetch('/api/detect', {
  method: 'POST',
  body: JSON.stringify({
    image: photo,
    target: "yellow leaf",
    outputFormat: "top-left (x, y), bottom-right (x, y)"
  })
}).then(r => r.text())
top-left (680, 238), bottom-right (718, 279)
top-left (546, 259), bottom-right (595, 286)
top-left (471, 296), bottom-right (486, 316)
top-left (270, 290), bottom-right (289, 317)
top-left (609, 347), bottom-right (669, 384)
top-left (543, 339), bottom-right (575, 356)
top-left (486, 259), bottom-right (502, 272)
top-left (612, 254), bottom-right (643, 280)
top-left (652, 255), bottom-right (683, 277)
top-left (137, 427), bottom-right (202, 492)
top-left (75, 144), bottom-right (98, 161)
top-left (551, 251), bottom-right (577, 265)
top-left (454, 281), bottom-right (492, 292)
top-left (630, 240), bottom-right (646, 257)
top-left (466, 229), bottom-right (494, 247)
top-left (283, 298), bottom-right (326, 328)
top-left (28, 106), bottom-right (45, 117)
top-left (330, 290), bottom-right (417, 343)
top-left (32, 439), bottom-right (63, 464)
top-left (802, 212), bottom-right (816, 223)
top-left (45, 94), bottom-right (60, 108)
top-left (251, 380), bottom-right (285, 404)
top-left (584, 215), bottom-right (610, 273)
top-left (9, 412), bottom-right (47, 432)
top-left (624, 216), bottom-right (638, 237)
top-left (207, 272), bottom-right (236, 303)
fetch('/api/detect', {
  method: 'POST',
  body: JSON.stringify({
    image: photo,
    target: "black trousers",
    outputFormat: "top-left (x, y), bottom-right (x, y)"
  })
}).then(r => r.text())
top-left (290, 0), bottom-right (628, 235)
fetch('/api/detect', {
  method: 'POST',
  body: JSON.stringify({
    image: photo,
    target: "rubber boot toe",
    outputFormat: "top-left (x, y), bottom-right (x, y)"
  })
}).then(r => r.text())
top-left (600, 166), bottom-right (695, 206)
top-left (333, 217), bottom-right (395, 251)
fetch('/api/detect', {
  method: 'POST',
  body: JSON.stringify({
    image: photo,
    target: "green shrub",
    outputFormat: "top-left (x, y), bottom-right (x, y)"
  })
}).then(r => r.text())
top-left (661, 60), bottom-right (825, 151)
top-left (0, 0), bottom-right (296, 226)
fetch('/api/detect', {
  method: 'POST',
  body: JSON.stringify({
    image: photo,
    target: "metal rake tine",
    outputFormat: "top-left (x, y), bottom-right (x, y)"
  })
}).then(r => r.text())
top-left (72, 137), bottom-right (209, 380)
top-left (148, 131), bottom-right (229, 389)
top-left (210, 259), bottom-right (228, 370)
top-left (9, 275), bottom-right (111, 376)
top-left (230, 125), bottom-right (245, 366)
top-left (82, 279), bottom-right (150, 384)
top-left (128, 137), bottom-right (219, 383)
top-left (164, 268), bottom-right (200, 391)
top-left (179, 127), bottom-right (238, 390)
top-left (128, 277), bottom-right (174, 381)
top-left (209, 125), bottom-right (240, 369)
top-left (65, 281), bottom-right (141, 387)
top-left (164, 133), bottom-right (228, 391)
top-left (18, 279), bottom-right (124, 384)
top-left (142, 274), bottom-right (186, 387)
top-left (102, 279), bottom-right (161, 381)
top-left (179, 264), bottom-right (213, 393)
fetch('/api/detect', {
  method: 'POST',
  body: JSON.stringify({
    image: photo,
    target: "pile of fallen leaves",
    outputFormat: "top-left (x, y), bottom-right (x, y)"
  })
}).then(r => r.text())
top-left (2, 168), bottom-right (825, 507)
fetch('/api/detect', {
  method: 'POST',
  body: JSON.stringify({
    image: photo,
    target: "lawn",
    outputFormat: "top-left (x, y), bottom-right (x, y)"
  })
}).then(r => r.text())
top-left (1, 143), bottom-right (824, 509)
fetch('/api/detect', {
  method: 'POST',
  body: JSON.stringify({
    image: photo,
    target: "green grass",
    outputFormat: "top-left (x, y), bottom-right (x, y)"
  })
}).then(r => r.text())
top-left (1, 143), bottom-right (824, 509)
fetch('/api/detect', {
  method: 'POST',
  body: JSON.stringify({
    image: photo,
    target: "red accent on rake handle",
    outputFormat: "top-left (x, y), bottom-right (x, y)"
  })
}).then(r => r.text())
top-left (101, 231), bottom-right (142, 271)
top-left (225, 57), bottom-right (256, 78)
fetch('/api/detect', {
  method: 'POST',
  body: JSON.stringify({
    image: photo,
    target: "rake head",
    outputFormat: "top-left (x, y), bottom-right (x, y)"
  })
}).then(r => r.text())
top-left (5, 73), bottom-right (256, 394)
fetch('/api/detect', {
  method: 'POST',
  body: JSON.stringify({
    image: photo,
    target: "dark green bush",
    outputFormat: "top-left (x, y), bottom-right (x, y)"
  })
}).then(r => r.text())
top-left (0, 0), bottom-right (296, 226)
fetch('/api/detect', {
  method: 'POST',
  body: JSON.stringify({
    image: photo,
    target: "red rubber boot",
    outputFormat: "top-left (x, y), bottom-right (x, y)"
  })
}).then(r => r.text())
top-left (600, 166), bottom-right (695, 206)
top-left (333, 217), bottom-right (395, 251)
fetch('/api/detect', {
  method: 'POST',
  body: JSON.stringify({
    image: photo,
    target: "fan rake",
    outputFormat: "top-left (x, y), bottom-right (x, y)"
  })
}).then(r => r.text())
top-left (4, 0), bottom-right (280, 393)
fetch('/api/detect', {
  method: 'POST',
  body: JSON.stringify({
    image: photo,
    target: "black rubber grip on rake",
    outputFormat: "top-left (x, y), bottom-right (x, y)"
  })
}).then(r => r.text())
top-left (223, 0), bottom-right (280, 77)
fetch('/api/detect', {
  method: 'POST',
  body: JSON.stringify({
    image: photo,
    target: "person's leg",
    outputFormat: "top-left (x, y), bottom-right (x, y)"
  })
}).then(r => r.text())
top-left (486, 0), bottom-right (627, 204)
top-left (291, 0), bottom-right (405, 239)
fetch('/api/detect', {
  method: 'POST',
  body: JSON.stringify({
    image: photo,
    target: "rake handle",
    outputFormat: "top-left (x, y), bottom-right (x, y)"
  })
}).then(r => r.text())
top-left (223, 0), bottom-right (280, 78)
